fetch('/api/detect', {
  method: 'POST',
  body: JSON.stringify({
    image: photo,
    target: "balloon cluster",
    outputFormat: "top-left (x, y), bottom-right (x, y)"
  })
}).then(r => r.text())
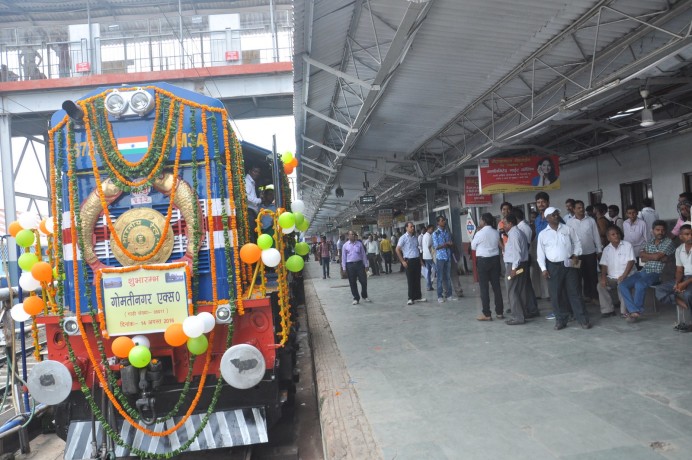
top-left (238, 200), bottom-right (312, 273)
top-left (281, 151), bottom-right (299, 175)
top-left (111, 335), bottom-right (152, 368)
top-left (163, 312), bottom-right (215, 355)
top-left (109, 313), bottom-right (216, 367)
top-left (9, 213), bottom-right (58, 322)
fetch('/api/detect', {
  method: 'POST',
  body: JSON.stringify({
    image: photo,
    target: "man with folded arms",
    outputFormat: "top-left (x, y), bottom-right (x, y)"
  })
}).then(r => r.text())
top-left (503, 212), bottom-right (530, 325)
top-left (537, 207), bottom-right (591, 330)
top-left (619, 220), bottom-right (675, 322)
top-left (598, 227), bottom-right (635, 318)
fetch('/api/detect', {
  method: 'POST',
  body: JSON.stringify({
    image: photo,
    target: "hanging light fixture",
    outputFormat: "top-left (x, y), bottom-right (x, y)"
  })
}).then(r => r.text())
top-left (335, 182), bottom-right (344, 198)
top-left (640, 88), bottom-right (655, 127)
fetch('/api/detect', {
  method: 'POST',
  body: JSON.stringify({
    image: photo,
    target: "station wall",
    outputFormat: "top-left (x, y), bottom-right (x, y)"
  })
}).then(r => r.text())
top-left (478, 130), bottom-right (692, 222)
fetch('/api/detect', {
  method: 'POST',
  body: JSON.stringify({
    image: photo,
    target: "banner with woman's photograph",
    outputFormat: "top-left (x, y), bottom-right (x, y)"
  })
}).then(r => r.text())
top-left (478, 155), bottom-right (561, 194)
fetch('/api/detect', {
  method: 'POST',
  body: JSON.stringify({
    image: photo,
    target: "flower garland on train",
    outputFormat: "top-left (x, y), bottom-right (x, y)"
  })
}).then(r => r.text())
top-left (39, 88), bottom-right (252, 458)
top-left (11, 87), bottom-right (308, 458)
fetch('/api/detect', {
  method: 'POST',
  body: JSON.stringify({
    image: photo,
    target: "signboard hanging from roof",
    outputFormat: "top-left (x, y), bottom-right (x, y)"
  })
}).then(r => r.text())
top-left (478, 155), bottom-right (561, 194)
top-left (463, 169), bottom-right (493, 206)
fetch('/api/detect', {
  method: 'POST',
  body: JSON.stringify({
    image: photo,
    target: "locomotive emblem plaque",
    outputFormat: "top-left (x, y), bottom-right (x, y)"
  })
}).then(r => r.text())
top-left (111, 208), bottom-right (174, 266)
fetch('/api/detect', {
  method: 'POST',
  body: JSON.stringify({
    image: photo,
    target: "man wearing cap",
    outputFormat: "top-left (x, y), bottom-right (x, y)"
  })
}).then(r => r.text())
top-left (537, 207), bottom-right (592, 330)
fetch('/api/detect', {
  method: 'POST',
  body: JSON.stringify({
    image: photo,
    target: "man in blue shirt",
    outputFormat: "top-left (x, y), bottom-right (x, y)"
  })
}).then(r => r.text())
top-left (432, 216), bottom-right (455, 303)
top-left (396, 222), bottom-right (425, 305)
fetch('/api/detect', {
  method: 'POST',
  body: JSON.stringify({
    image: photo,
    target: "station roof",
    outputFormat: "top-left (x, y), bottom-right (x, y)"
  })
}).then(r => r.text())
top-left (293, 0), bottom-right (692, 229)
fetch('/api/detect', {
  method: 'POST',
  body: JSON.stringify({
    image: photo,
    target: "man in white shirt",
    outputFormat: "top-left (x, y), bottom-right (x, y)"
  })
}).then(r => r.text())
top-left (638, 198), bottom-right (659, 241)
top-left (655, 224), bottom-right (692, 327)
top-left (564, 198), bottom-right (576, 222)
top-left (503, 212), bottom-right (530, 325)
top-left (365, 234), bottom-right (380, 276)
top-left (567, 200), bottom-right (602, 303)
top-left (623, 205), bottom-right (648, 267)
top-left (245, 166), bottom-right (262, 241)
top-left (421, 225), bottom-right (435, 291)
top-left (471, 213), bottom-right (504, 321)
top-left (597, 226), bottom-right (635, 318)
top-left (537, 207), bottom-right (591, 330)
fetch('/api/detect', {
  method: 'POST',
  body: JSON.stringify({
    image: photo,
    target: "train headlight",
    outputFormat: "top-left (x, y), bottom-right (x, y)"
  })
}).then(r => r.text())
top-left (27, 360), bottom-right (73, 405)
top-left (130, 89), bottom-right (154, 116)
top-left (220, 344), bottom-right (266, 389)
top-left (104, 91), bottom-right (128, 116)
top-left (63, 317), bottom-right (80, 336)
top-left (215, 304), bottom-right (233, 324)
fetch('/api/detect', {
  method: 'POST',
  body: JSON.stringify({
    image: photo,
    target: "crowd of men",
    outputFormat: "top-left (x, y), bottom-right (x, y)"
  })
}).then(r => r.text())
top-left (310, 190), bottom-right (692, 332)
top-left (485, 191), bottom-right (692, 331)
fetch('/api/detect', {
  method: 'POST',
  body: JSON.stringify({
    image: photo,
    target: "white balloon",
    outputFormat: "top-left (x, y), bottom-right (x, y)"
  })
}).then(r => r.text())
top-left (261, 248), bottom-right (281, 267)
top-left (132, 335), bottom-right (151, 348)
top-left (11, 303), bottom-right (31, 322)
top-left (291, 200), bottom-right (305, 214)
top-left (198, 312), bottom-right (216, 333)
top-left (45, 216), bottom-right (55, 235)
top-left (19, 272), bottom-right (41, 292)
top-left (281, 225), bottom-right (296, 234)
top-left (18, 212), bottom-right (39, 230)
top-left (183, 316), bottom-right (204, 338)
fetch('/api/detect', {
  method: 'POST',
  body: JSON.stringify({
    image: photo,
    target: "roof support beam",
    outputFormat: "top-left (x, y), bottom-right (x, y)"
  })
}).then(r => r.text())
top-left (301, 134), bottom-right (346, 157)
top-left (303, 54), bottom-right (381, 91)
top-left (303, 105), bottom-right (358, 133)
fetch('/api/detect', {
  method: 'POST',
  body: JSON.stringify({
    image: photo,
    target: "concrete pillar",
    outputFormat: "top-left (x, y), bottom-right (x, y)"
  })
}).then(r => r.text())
top-left (0, 113), bottom-right (18, 285)
top-left (445, 172), bottom-right (463, 251)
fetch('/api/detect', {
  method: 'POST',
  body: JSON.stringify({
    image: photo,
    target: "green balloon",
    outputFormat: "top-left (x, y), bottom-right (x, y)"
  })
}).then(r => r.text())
top-left (15, 229), bottom-right (35, 248)
top-left (128, 345), bottom-right (152, 368)
top-left (257, 233), bottom-right (273, 250)
top-left (18, 253), bottom-right (39, 271)
top-left (285, 255), bottom-right (305, 273)
top-left (295, 242), bottom-right (310, 256)
top-left (296, 219), bottom-right (309, 232)
top-left (278, 212), bottom-right (296, 229)
top-left (281, 151), bottom-right (294, 164)
top-left (187, 335), bottom-right (208, 355)
top-left (294, 212), bottom-right (305, 227)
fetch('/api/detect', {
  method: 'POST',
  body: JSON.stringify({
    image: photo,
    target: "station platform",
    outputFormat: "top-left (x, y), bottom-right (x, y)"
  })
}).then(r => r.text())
top-left (304, 260), bottom-right (692, 460)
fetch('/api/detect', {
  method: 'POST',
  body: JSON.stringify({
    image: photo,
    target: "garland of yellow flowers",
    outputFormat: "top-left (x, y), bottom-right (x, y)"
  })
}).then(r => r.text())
top-left (100, 92), bottom-right (164, 168)
top-left (84, 98), bottom-right (176, 189)
top-left (57, 125), bottom-right (232, 458)
top-left (200, 111), bottom-right (219, 314)
top-left (46, 90), bottom-right (247, 454)
top-left (271, 208), bottom-right (292, 346)
top-left (82, 103), bottom-right (184, 262)
top-left (256, 209), bottom-right (275, 296)
top-left (66, 121), bottom-right (216, 438)
top-left (222, 116), bottom-right (245, 315)
top-left (59, 114), bottom-right (219, 450)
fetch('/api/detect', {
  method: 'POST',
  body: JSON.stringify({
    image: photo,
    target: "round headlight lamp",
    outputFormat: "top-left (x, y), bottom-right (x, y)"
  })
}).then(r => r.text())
top-left (130, 89), bottom-right (154, 116)
top-left (104, 91), bottom-right (127, 116)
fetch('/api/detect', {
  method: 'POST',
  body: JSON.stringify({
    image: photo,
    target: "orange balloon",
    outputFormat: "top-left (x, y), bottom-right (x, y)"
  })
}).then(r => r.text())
top-left (111, 336), bottom-right (135, 359)
top-left (31, 262), bottom-right (53, 283)
top-left (288, 157), bottom-right (298, 168)
top-left (39, 219), bottom-right (49, 235)
top-left (23, 296), bottom-right (45, 316)
top-left (284, 164), bottom-right (294, 175)
top-left (239, 243), bottom-right (261, 264)
top-left (8, 221), bottom-right (22, 237)
top-left (164, 323), bottom-right (188, 347)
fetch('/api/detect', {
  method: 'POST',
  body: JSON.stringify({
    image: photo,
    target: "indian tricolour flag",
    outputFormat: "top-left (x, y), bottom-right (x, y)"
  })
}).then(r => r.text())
top-left (117, 136), bottom-right (149, 156)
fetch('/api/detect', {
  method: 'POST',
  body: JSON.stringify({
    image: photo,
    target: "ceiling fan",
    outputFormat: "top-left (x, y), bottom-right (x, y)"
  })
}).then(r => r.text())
top-left (639, 88), bottom-right (656, 127)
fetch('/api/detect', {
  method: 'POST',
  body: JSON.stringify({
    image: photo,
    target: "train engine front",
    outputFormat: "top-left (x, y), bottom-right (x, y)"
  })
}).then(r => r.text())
top-left (27, 82), bottom-right (296, 459)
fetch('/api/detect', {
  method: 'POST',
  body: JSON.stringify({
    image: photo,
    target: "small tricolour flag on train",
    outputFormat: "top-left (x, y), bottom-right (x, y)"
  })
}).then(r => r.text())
top-left (117, 136), bottom-right (149, 156)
